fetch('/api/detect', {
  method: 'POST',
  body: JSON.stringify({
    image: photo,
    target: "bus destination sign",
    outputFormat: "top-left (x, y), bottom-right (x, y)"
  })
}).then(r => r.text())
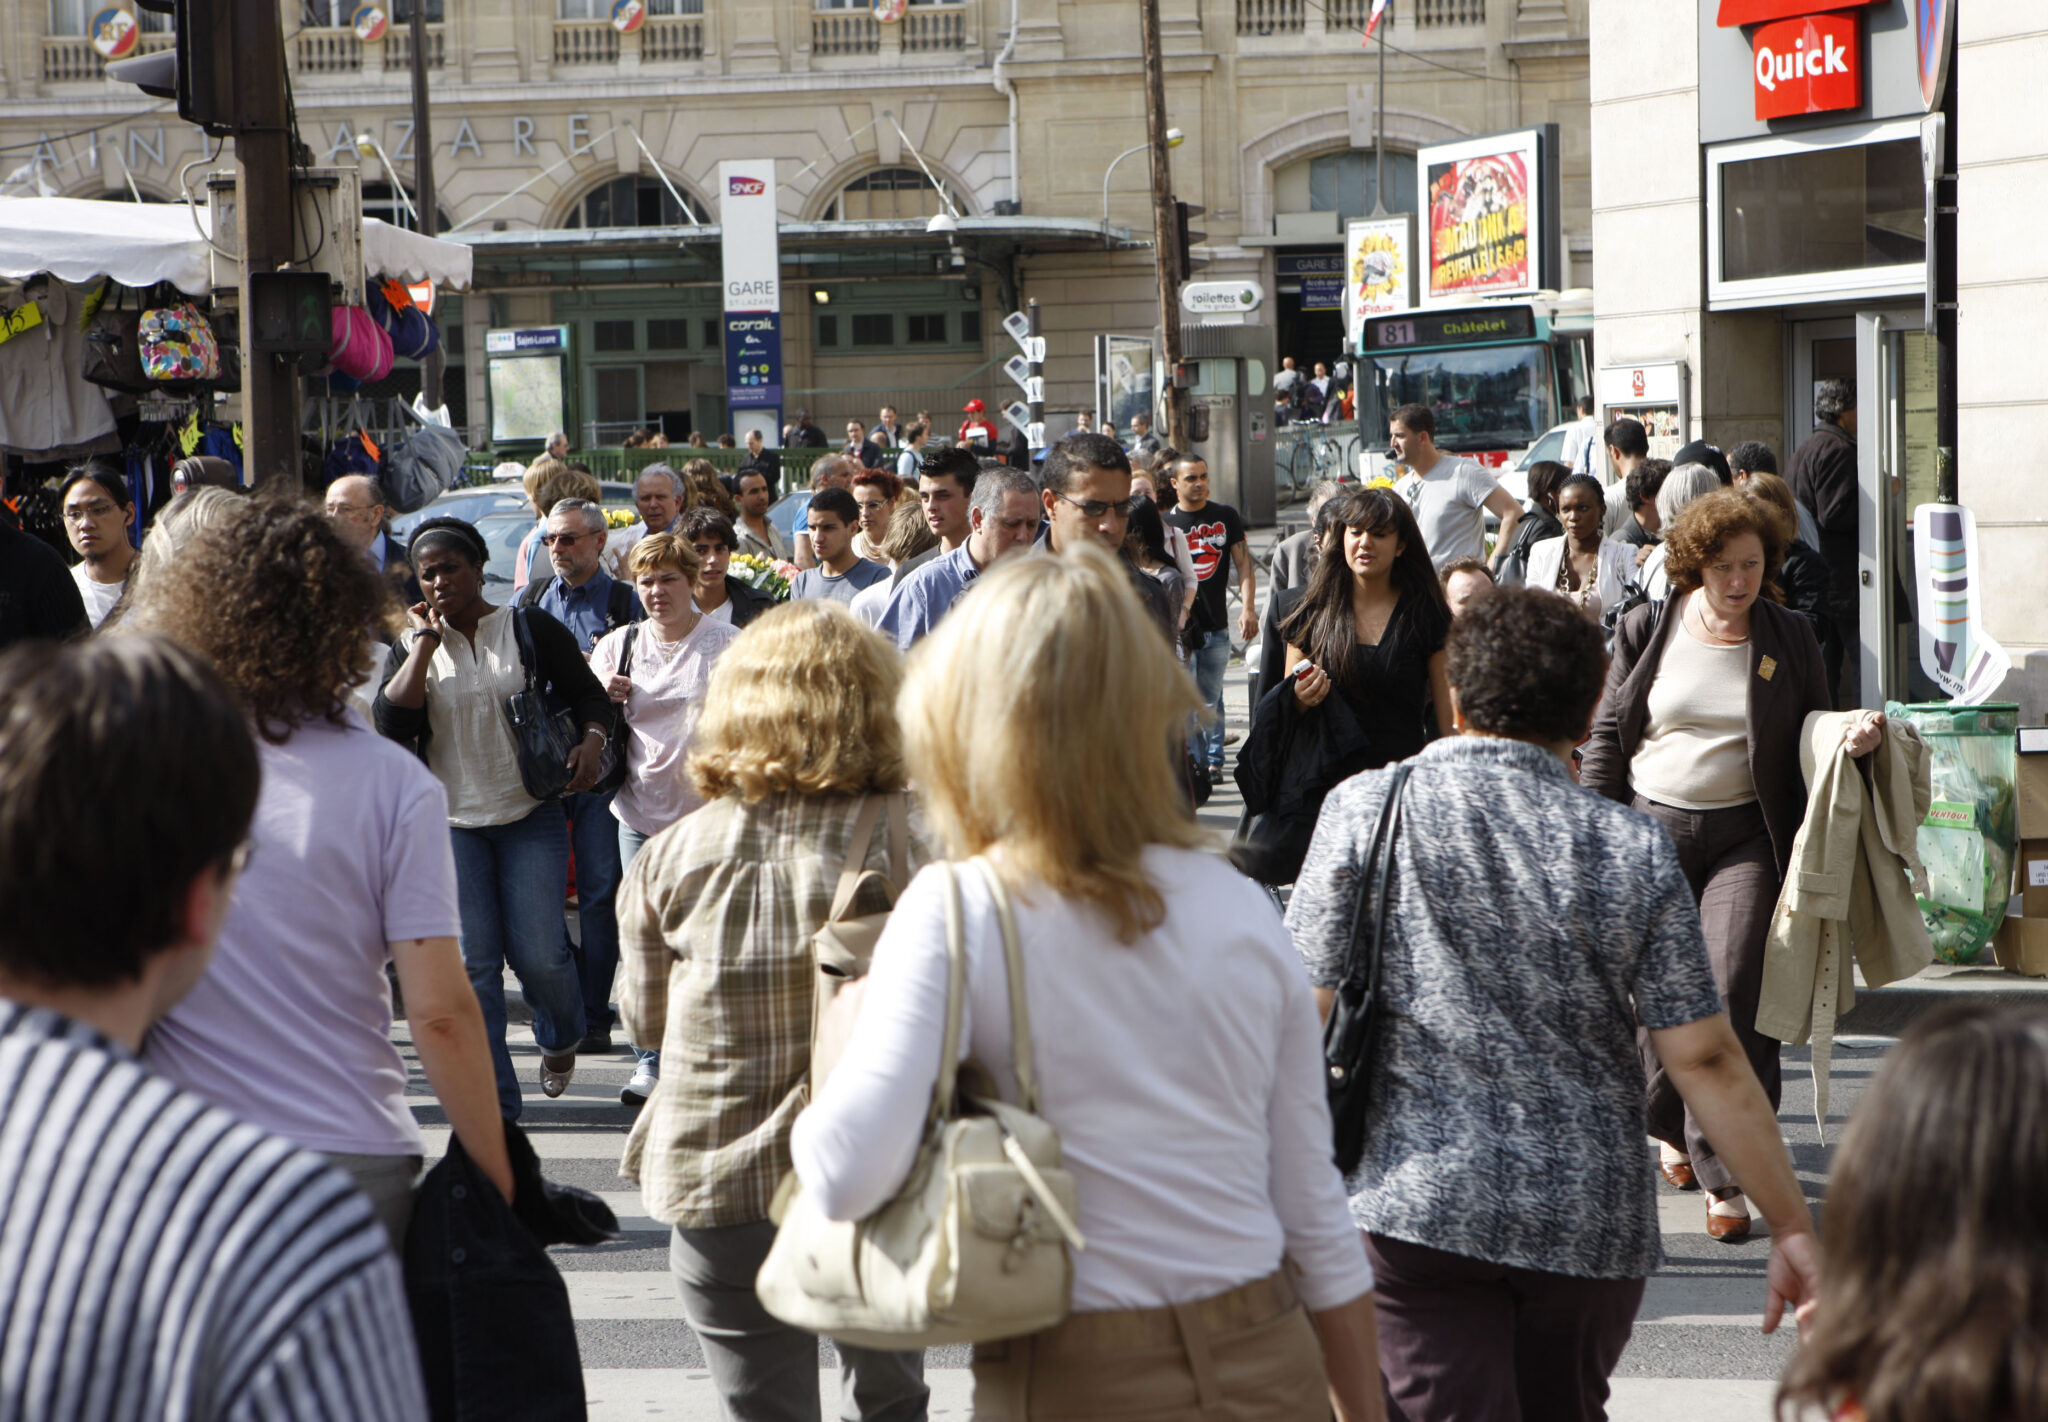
top-left (1362, 305), bottom-right (1538, 353)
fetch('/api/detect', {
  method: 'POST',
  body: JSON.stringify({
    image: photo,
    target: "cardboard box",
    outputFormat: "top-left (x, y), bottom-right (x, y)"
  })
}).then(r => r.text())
top-left (1996, 915), bottom-right (2048, 978)
top-left (2024, 839), bottom-right (2048, 920)
top-left (2016, 727), bottom-right (2048, 840)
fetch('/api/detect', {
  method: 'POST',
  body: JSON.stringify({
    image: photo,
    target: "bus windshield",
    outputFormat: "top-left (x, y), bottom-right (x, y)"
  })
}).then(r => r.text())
top-left (1359, 342), bottom-right (1559, 454)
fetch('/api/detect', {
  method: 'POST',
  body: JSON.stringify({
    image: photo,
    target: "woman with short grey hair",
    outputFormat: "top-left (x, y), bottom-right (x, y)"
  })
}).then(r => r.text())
top-left (1639, 462), bottom-right (1724, 601)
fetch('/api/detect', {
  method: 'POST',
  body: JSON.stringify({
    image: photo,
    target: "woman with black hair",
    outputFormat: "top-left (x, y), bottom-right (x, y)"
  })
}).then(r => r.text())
top-left (1279, 486), bottom-right (1454, 770)
top-left (1524, 474), bottom-right (1639, 629)
top-left (374, 517), bottom-right (613, 1119)
top-left (1122, 494), bottom-right (1190, 633)
top-left (1492, 458), bottom-right (1567, 587)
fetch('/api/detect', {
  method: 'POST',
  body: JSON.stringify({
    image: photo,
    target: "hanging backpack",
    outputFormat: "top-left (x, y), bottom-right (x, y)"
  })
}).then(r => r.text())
top-left (382, 402), bottom-right (467, 513)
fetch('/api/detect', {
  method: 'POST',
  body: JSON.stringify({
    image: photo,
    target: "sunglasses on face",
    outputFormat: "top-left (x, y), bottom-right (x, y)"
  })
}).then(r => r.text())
top-left (1052, 490), bottom-right (1137, 520)
top-left (540, 531), bottom-right (591, 547)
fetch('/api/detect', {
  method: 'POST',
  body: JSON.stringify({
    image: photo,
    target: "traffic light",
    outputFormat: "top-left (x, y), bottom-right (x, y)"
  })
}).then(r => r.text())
top-left (1173, 199), bottom-right (1206, 284)
top-left (108, 0), bottom-right (259, 137)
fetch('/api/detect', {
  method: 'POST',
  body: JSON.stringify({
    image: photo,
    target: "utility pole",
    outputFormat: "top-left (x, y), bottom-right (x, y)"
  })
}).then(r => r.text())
top-left (1138, 0), bottom-right (1186, 451)
top-left (408, 0), bottom-right (444, 410)
top-left (233, 0), bottom-right (297, 490)
top-left (1932, 70), bottom-right (1957, 504)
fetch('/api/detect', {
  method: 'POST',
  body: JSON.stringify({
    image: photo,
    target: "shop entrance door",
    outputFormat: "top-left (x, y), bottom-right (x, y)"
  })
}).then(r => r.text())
top-left (1856, 310), bottom-right (1941, 706)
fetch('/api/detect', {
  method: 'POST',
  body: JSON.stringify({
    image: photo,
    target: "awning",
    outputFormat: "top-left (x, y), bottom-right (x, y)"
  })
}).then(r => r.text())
top-left (0, 196), bottom-right (474, 296)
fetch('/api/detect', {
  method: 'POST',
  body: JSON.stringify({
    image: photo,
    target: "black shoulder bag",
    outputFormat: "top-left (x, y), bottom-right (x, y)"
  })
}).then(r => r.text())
top-left (504, 608), bottom-right (582, 803)
top-left (1324, 762), bottom-right (1411, 1178)
top-left (588, 624), bottom-right (638, 797)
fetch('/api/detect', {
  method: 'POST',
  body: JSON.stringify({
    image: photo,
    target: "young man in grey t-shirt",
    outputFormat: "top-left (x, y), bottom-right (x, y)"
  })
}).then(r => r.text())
top-left (1389, 402), bottom-right (1522, 570)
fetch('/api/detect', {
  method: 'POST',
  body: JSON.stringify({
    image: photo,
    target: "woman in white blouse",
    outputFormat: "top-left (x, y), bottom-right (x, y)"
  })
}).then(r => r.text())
top-left (792, 542), bottom-right (1382, 1422)
top-left (590, 531), bottom-right (741, 1105)
top-left (1522, 474), bottom-right (1638, 630)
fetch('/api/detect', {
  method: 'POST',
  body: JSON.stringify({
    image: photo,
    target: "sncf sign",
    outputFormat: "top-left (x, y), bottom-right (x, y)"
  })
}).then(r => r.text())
top-left (727, 176), bottom-right (766, 197)
top-left (1718, 0), bottom-right (1878, 123)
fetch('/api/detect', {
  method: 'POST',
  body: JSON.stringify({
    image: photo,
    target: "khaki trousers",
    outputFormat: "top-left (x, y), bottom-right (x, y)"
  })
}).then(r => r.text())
top-left (970, 1271), bottom-right (1329, 1421)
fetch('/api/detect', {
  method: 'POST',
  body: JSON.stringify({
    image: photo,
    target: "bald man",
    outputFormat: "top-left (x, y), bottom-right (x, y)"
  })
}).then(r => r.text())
top-left (324, 475), bottom-right (421, 606)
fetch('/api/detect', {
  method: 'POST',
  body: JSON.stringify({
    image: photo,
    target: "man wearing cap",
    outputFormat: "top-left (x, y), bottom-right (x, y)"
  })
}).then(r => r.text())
top-left (958, 399), bottom-right (998, 449)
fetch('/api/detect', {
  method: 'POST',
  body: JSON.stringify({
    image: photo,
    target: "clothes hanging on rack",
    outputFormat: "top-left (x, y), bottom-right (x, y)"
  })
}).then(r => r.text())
top-left (0, 277), bottom-right (121, 462)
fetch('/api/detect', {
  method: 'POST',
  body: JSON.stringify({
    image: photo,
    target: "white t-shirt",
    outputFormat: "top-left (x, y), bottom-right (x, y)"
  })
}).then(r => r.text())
top-left (591, 615), bottom-right (742, 837)
top-left (1397, 455), bottom-right (1501, 568)
top-left (791, 846), bottom-right (1375, 1314)
top-left (146, 715), bottom-right (461, 1157)
top-left (69, 563), bottom-right (123, 628)
top-left (848, 574), bottom-right (893, 628)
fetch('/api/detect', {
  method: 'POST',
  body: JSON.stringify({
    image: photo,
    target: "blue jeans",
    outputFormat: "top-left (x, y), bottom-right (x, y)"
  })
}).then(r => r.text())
top-left (564, 789), bottom-right (623, 1039)
top-left (451, 804), bottom-right (584, 1119)
top-left (618, 822), bottom-right (660, 1077)
top-left (1189, 626), bottom-right (1233, 770)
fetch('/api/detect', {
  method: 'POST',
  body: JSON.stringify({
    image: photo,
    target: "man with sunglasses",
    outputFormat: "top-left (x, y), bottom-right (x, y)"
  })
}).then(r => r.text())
top-left (1039, 432), bottom-right (1176, 637)
top-left (519, 497), bottom-right (643, 1056)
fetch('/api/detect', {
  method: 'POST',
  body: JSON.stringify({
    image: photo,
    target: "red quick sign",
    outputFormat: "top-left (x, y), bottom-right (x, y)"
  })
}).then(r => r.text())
top-left (1718, 0), bottom-right (1875, 123)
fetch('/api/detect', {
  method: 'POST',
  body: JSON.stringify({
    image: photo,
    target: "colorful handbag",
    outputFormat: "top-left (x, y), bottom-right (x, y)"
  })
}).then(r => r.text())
top-left (137, 300), bottom-right (221, 383)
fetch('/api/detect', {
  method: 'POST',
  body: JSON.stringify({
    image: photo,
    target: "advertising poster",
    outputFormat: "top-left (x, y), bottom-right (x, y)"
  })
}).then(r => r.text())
top-left (1345, 217), bottom-right (1412, 342)
top-left (1914, 504), bottom-right (2010, 704)
top-left (1414, 128), bottom-right (1555, 306)
top-left (719, 160), bottom-right (782, 411)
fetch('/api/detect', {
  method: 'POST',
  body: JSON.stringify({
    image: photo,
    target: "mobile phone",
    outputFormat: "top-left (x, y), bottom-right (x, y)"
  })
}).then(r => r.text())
top-left (1293, 661), bottom-right (1318, 679)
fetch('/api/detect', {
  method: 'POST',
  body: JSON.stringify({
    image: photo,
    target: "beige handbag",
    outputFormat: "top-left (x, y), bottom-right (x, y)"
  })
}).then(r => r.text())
top-left (809, 792), bottom-right (909, 1097)
top-left (757, 858), bottom-right (1087, 1351)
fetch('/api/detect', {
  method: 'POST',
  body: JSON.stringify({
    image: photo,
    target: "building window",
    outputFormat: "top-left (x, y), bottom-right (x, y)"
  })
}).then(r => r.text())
top-left (302, 0), bottom-right (437, 21)
top-left (702, 318), bottom-right (719, 348)
top-left (360, 182), bottom-right (449, 235)
top-left (53, 0), bottom-right (169, 31)
top-left (817, 314), bottom-right (839, 348)
top-left (1705, 119), bottom-right (1928, 309)
top-left (559, 0), bottom-right (696, 15)
top-left (959, 309), bottom-right (981, 346)
top-left (906, 313), bottom-right (947, 344)
top-left (851, 313), bottom-right (895, 346)
top-left (826, 167), bottom-right (963, 223)
top-left (562, 175), bottom-right (697, 229)
top-left (593, 320), bottom-right (637, 352)
top-left (1272, 149), bottom-right (1418, 224)
top-left (647, 319), bottom-right (691, 350)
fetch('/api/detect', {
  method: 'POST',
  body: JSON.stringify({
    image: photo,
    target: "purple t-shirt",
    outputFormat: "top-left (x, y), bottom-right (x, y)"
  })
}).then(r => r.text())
top-left (145, 714), bottom-right (460, 1156)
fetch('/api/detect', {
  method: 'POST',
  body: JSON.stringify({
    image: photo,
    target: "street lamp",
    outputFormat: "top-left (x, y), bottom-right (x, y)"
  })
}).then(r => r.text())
top-left (1102, 128), bottom-right (1182, 246)
top-left (355, 131), bottom-right (420, 228)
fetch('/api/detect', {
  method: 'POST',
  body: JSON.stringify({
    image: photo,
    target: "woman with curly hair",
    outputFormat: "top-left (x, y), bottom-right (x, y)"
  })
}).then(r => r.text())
top-left (1582, 490), bottom-right (1882, 1241)
top-left (679, 457), bottom-right (739, 520)
top-left (1779, 1003), bottom-right (2048, 1422)
top-left (376, 516), bottom-right (613, 1118)
top-left (615, 599), bottom-right (931, 1421)
top-left (123, 496), bottom-right (511, 1242)
top-left (848, 465), bottom-right (906, 566)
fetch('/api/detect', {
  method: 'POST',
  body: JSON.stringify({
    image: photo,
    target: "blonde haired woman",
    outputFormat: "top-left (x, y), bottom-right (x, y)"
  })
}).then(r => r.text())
top-left (792, 543), bottom-right (1382, 1421)
top-left (615, 599), bottom-right (931, 1422)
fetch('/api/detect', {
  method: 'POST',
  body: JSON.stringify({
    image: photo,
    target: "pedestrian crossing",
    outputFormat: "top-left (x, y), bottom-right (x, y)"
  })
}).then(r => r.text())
top-left (399, 1010), bottom-right (1863, 1422)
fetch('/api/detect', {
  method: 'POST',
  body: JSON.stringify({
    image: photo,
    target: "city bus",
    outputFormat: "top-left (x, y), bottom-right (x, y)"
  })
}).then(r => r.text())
top-left (1354, 294), bottom-right (1593, 475)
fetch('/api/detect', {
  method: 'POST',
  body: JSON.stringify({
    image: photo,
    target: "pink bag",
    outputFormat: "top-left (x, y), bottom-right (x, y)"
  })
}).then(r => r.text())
top-left (328, 305), bottom-right (394, 383)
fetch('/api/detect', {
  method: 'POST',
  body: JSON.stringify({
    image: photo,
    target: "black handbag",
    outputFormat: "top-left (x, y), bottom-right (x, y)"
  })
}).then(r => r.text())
top-left (1324, 762), bottom-right (1411, 1178)
top-left (504, 609), bottom-right (582, 803)
top-left (81, 282), bottom-right (152, 395)
top-left (589, 624), bottom-right (637, 797)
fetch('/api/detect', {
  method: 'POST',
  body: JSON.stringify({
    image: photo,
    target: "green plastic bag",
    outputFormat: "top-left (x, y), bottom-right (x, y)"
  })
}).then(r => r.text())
top-left (1889, 701), bottom-right (2019, 964)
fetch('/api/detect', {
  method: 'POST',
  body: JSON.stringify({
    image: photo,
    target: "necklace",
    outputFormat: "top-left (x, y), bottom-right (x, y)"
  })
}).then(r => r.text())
top-left (1688, 596), bottom-right (1749, 646)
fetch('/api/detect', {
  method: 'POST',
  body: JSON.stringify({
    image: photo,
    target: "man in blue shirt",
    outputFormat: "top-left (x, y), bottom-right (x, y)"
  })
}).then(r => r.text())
top-left (873, 466), bottom-right (1040, 652)
top-left (519, 496), bottom-right (640, 1054)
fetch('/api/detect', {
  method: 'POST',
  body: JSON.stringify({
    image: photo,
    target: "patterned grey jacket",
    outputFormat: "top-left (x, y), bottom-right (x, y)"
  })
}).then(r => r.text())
top-left (1287, 736), bottom-right (1725, 1279)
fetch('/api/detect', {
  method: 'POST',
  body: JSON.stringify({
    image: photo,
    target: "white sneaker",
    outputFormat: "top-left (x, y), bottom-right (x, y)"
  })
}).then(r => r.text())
top-left (621, 1067), bottom-right (657, 1107)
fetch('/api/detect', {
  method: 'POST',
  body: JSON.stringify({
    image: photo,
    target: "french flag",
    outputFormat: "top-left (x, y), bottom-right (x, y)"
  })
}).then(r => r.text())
top-left (1363, 0), bottom-right (1391, 42)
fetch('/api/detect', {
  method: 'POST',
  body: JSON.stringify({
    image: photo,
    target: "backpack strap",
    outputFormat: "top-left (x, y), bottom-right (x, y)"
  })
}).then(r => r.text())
top-left (607, 577), bottom-right (639, 629)
top-left (517, 577), bottom-right (546, 610)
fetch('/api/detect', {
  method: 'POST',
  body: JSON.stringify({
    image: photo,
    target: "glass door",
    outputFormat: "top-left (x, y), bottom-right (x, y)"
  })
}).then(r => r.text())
top-left (1856, 310), bottom-right (1940, 706)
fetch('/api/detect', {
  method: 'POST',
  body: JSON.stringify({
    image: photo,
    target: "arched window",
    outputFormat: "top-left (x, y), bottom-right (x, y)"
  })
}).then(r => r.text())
top-left (561, 175), bottom-right (699, 229)
top-left (825, 167), bottom-right (962, 223)
top-left (93, 187), bottom-right (170, 202)
top-left (1275, 149), bottom-right (1417, 224)
top-left (361, 181), bottom-right (449, 234)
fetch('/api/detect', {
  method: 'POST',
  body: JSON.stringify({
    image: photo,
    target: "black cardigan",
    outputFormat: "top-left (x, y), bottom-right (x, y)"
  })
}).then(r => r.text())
top-left (373, 605), bottom-right (611, 760)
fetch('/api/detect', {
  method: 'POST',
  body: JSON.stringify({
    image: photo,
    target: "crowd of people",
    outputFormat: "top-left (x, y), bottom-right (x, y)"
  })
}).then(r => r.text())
top-left (0, 388), bottom-right (2034, 1422)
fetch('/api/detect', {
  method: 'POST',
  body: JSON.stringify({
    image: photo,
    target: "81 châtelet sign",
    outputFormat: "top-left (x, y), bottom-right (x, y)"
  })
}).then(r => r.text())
top-left (1717, 0), bottom-right (1881, 122)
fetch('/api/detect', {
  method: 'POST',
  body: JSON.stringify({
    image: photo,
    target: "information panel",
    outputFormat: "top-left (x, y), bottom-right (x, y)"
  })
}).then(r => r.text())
top-left (719, 160), bottom-right (782, 411)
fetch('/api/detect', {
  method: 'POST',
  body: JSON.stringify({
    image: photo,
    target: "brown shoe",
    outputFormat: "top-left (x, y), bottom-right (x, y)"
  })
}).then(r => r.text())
top-left (1706, 1191), bottom-right (1752, 1243)
top-left (1658, 1144), bottom-right (1697, 1191)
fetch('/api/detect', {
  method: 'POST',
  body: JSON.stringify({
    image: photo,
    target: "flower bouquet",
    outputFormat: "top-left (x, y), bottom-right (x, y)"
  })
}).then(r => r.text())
top-left (731, 551), bottom-right (793, 602)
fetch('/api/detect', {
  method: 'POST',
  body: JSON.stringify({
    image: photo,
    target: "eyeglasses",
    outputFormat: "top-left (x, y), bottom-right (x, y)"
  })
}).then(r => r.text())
top-left (540, 531), bottom-right (591, 547)
top-left (221, 838), bottom-right (255, 880)
top-left (63, 500), bottom-right (118, 523)
top-left (1051, 490), bottom-right (1137, 520)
